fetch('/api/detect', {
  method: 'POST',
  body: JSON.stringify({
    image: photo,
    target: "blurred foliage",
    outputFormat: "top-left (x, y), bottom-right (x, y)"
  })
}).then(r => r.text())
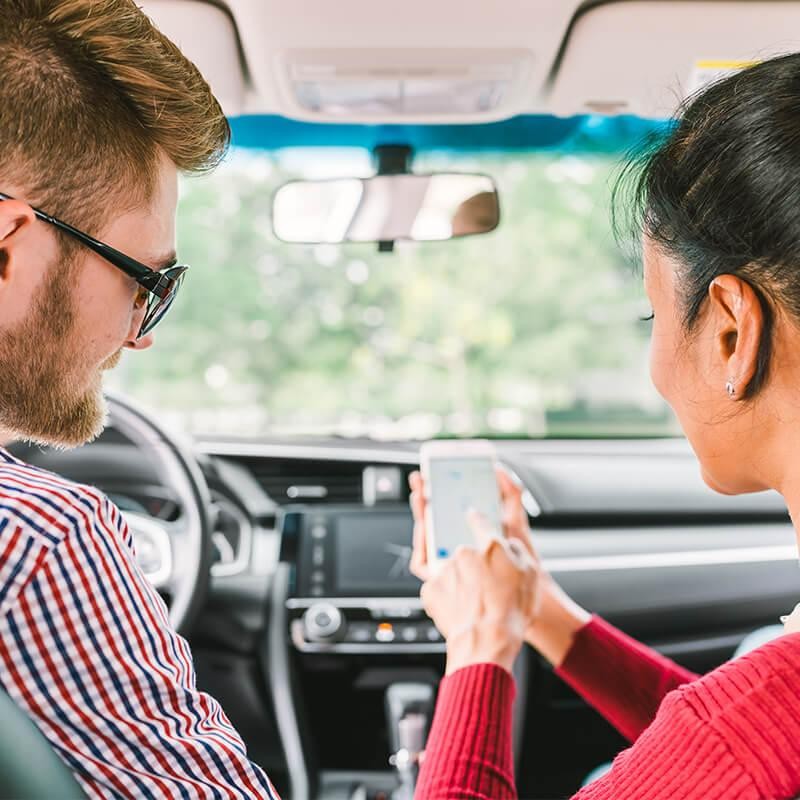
top-left (108, 118), bottom-right (678, 439)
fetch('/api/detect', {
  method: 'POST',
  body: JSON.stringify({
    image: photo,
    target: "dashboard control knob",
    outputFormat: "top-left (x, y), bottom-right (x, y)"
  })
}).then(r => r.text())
top-left (303, 603), bottom-right (344, 643)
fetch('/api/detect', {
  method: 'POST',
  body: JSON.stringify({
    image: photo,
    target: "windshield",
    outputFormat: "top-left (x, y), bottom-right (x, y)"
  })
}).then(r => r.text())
top-left (108, 115), bottom-right (680, 440)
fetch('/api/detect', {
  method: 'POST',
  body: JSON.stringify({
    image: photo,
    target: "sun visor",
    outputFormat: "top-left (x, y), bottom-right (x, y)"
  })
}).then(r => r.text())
top-left (139, 0), bottom-right (247, 116)
top-left (548, 1), bottom-right (800, 119)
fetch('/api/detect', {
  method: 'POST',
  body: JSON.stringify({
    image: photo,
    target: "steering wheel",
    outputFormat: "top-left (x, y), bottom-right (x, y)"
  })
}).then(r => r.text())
top-left (106, 393), bottom-right (213, 636)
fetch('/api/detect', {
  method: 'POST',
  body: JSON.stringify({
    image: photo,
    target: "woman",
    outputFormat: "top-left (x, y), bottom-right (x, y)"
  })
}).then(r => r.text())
top-left (409, 53), bottom-right (800, 800)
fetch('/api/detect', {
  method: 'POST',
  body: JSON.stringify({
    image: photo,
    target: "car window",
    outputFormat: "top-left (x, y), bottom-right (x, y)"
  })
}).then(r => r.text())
top-left (107, 115), bottom-right (679, 440)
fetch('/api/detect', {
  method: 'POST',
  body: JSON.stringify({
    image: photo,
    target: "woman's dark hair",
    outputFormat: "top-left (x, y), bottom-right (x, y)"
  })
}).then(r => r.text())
top-left (616, 53), bottom-right (800, 398)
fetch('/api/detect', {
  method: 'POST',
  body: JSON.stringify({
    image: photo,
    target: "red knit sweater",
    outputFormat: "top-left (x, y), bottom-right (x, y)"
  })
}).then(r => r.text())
top-left (415, 615), bottom-right (800, 799)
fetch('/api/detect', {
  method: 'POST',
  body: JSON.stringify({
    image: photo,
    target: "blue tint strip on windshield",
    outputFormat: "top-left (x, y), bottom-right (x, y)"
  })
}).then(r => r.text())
top-left (230, 114), bottom-right (671, 154)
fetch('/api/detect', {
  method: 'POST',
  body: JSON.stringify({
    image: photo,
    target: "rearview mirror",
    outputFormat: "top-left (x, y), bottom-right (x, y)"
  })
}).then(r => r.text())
top-left (272, 173), bottom-right (499, 244)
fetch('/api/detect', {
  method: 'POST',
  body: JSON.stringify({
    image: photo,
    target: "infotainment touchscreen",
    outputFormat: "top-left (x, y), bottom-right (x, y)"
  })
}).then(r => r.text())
top-left (335, 513), bottom-right (421, 594)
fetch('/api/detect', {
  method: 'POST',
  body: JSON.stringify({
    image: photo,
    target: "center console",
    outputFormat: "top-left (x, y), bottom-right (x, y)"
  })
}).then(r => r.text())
top-left (266, 503), bottom-right (529, 800)
top-left (271, 505), bottom-right (445, 800)
top-left (281, 506), bottom-right (444, 654)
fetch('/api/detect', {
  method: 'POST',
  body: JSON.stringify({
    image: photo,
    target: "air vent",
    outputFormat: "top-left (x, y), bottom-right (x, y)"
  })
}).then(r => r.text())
top-left (244, 458), bottom-right (365, 505)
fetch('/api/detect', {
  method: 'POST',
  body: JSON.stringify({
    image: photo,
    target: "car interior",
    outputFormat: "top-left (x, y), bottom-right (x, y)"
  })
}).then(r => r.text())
top-left (6, 1), bottom-right (800, 799)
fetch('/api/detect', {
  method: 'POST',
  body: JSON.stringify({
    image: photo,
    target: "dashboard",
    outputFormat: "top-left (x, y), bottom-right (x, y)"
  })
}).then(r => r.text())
top-left (10, 431), bottom-right (799, 800)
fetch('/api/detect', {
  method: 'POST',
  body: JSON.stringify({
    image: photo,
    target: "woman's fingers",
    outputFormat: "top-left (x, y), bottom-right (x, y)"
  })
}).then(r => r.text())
top-left (495, 466), bottom-right (538, 559)
top-left (496, 467), bottom-right (525, 534)
top-left (467, 508), bottom-right (536, 593)
top-left (496, 466), bottom-right (523, 501)
top-left (408, 471), bottom-right (429, 581)
top-left (473, 513), bottom-right (533, 576)
top-left (409, 472), bottom-right (427, 528)
top-left (410, 518), bottom-right (429, 581)
top-left (410, 488), bottom-right (425, 521)
top-left (465, 508), bottom-right (504, 560)
top-left (480, 533), bottom-right (541, 630)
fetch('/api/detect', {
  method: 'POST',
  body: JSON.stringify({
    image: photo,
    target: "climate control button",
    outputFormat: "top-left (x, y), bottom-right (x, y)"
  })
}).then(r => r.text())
top-left (303, 603), bottom-right (344, 643)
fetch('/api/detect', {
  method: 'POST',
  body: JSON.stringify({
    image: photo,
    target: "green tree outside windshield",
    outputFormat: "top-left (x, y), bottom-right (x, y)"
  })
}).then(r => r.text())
top-left (108, 130), bottom-right (677, 439)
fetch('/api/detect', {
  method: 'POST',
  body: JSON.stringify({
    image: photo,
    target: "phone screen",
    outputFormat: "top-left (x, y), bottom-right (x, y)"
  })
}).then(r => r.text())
top-left (427, 457), bottom-right (502, 559)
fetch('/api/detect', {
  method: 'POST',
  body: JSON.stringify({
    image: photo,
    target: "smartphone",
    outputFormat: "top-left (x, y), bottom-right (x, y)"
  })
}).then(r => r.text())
top-left (419, 439), bottom-right (504, 566)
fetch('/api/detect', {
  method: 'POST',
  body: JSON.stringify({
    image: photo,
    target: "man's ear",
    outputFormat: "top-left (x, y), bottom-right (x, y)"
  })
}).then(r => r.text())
top-left (0, 199), bottom-right (36, 282)
top-left (707, 274), bottom-right (763, 397)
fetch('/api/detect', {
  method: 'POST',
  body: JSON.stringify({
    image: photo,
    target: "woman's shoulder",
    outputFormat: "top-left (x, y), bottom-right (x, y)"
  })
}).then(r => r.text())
top-left (668, 633), bottom-right (800, 797)
top-left (679, 632), bottom-right (800, 717)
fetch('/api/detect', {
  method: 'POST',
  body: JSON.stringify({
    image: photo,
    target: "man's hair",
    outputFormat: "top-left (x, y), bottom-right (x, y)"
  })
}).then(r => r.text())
top-left (0, 0), bottom-right (230, 233)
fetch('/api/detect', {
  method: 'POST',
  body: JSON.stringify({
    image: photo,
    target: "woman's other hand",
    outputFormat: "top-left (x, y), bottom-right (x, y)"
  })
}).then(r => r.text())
top-left (409, 467), bottom-right (591, 669)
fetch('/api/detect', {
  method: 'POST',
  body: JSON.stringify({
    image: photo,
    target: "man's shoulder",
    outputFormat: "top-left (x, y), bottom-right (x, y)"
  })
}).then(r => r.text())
top-left (0, 449), bottom-right (110, 547)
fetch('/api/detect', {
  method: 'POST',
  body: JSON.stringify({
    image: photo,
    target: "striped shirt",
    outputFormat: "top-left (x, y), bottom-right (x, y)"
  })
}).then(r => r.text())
top-left (0, 447), bottom-right (279, 799)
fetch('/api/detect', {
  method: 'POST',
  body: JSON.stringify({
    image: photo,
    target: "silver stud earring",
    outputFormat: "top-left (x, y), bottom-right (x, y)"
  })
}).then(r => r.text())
top-left (725, 379), bottom-right (736, 398)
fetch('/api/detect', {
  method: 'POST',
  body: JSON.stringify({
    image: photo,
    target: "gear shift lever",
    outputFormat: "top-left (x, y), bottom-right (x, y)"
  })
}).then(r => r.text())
top-left (385, 683), bottom-right (434, 799)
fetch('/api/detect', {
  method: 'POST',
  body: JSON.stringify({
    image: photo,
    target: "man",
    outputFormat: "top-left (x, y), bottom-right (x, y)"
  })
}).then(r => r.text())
top-left (0, 2), bottom-right (279, 797)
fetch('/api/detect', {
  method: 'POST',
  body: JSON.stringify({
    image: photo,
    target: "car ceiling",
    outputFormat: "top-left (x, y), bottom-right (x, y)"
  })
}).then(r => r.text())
top-left (142, 0), bottom-right (800, 122)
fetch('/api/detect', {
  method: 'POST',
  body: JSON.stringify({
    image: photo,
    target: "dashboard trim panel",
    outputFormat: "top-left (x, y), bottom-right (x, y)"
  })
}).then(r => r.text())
top-left (544, 544), bottom-right (798, 572)
top-left (200, 441), bottom-right (419, 464)
top-left (287, 597), bottom-right (424, 610)
top-left (285, 539), bottom-right (799, 597)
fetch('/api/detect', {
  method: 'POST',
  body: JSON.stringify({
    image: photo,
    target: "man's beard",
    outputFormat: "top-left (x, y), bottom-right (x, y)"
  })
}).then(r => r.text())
top-left (0, 255), bottom-right (121, 449)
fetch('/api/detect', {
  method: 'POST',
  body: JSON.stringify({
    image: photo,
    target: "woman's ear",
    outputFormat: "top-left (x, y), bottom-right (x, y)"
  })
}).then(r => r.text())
top-left (707, 274), bottom-right (764, 398)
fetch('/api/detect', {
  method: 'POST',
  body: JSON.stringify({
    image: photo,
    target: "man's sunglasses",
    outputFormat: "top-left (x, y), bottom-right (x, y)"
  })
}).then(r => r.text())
top-left (0, 192), bottom-right (187, 338)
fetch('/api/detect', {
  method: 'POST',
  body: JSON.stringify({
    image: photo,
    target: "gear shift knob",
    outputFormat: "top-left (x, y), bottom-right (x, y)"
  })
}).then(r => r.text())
top-left (385, 682), bottom-right (434, 754)
top-left (397, 713), bottom-right (427, 755)
top-left (385, 683), bottom-right (434, 799)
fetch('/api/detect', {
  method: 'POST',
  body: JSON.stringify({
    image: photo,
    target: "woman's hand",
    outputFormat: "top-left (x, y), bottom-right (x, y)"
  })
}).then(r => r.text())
top-left (409, 467), bottom-right (591, 670)
top-left (408, 468), bottom-right (542, 674)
